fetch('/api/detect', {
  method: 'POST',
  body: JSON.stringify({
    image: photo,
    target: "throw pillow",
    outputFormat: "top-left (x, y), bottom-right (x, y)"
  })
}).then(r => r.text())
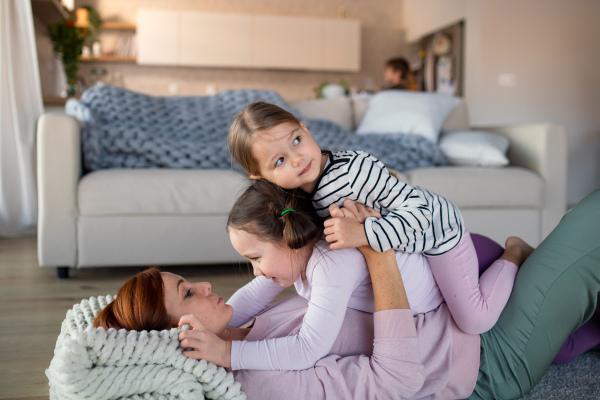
top-left (439, 130), bottom-right (510, 167)
top-left (355, 90), bottom-right (461, 142)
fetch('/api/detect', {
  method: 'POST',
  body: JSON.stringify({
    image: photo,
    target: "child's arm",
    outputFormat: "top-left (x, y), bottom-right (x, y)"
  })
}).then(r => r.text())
top-left (327, 152), bottom-right (461, 253)
top-left (226, 276), bottom-right (286, 328)
top-left (230, 247), bottom-right (367, 371)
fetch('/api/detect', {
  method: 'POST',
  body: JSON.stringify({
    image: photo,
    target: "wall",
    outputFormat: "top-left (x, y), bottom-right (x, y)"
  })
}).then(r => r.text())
top-left (60, 0), bottom-right (405, 102)
top-left (403, 0), bottom-right (600, 205)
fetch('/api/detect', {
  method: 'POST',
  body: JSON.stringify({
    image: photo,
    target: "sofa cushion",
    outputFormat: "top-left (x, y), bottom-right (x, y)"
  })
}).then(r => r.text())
top-left (439, 130), bottom-right (510, 167)
top-left (77, 215), bottom-right (244, 266)
top-left (78, 169), bottom-right (249, 216)
top-left (355, 91), bottom-right (461, 142)
top-left (405, 167), bottom-right (543, 208)
top-left (352, 97), bottom-right (469, 133)
top-left (291, 97), bottom-right (354, 132)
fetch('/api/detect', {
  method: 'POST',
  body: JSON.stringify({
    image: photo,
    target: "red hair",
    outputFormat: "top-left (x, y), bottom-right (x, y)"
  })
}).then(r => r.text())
top-left (93, 267), bottom-right (172, 331)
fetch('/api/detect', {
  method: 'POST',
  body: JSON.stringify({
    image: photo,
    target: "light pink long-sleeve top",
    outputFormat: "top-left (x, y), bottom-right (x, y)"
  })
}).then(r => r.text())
top-left (227, 240), bottom-right (443, 371)
top-left (233, 294), bottom-right (481, 400)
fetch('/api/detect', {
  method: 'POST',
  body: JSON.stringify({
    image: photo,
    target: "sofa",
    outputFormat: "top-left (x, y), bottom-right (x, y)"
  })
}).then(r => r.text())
top-left (37, 95), bottom-right (567, 278)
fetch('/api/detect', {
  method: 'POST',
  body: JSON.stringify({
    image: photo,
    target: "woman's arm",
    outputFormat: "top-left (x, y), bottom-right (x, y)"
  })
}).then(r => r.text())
top-left (360, 246), bottom-right (409, 311)
top-left (338, 201), bottom-right (409, 311)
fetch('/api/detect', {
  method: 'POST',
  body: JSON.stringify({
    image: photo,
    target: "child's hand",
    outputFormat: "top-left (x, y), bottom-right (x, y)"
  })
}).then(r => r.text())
top-left (324, 201), bottom-right (380, 250)
top-left (178, 314), bottom-right (232, 368)
top-left (324, 215), bottom-right (369, 249)
top-left (329, 201), bottom-right (382, 223)
top-left (338, 199), bottom-right (382, 223)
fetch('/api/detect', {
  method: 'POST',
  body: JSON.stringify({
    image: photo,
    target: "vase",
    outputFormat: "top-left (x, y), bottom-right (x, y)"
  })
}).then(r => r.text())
top-left (92, 41), bottom-right (102, 57)
top-left (61, 81), bottom-right (81, 98)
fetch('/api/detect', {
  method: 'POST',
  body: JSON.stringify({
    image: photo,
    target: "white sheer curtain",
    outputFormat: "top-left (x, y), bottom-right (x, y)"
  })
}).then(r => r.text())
top-left (0, 0), bottom-right (43, 236)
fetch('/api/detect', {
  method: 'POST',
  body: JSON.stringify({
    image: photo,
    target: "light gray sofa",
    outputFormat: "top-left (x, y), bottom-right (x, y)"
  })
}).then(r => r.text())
top-left (37, 96), bottom-right (567, 278)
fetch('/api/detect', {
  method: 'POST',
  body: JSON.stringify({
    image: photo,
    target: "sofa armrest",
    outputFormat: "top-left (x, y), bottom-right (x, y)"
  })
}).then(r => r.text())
top-left (473, 123), bottom-right (567, 239)
top-left (37, 114), bottom-right (81, 267)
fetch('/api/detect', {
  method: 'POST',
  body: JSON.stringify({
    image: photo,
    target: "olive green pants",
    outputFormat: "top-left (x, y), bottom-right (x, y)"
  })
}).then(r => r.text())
top-left (470, 189), bottom-right (600, 399)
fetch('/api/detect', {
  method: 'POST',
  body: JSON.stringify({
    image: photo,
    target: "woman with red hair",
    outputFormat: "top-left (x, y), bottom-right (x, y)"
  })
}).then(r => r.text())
top-left (95, 190), bottom-right (600, 399)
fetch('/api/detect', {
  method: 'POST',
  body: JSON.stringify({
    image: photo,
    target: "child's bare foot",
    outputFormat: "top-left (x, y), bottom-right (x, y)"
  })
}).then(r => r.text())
top-left (501, 236), bottom-right (535, 268)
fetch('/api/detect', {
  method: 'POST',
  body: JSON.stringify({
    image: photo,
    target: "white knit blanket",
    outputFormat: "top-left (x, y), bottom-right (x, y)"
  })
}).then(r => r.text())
top-left (46, 295), bottom-right (246, 400)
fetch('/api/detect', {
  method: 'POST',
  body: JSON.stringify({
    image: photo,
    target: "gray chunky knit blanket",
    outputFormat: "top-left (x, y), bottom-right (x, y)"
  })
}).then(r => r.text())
top-left (65, 86), bottom-right (447, 173)
top-left (46, 295), bottom-right (245, 400)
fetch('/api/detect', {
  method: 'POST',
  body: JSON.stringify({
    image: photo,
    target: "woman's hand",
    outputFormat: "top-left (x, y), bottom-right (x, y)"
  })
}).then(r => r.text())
top-left (178, 314), bottom-right (232, 368)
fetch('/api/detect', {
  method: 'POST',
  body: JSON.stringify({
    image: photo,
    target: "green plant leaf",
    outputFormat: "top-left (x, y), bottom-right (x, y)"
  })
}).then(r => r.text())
top-left (45, 18), bottom-right (88, 85)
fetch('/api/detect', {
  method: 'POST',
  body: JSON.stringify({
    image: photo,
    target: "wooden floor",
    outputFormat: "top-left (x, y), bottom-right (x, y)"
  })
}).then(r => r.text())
top-left (0, 236), bottom-right (293, 399)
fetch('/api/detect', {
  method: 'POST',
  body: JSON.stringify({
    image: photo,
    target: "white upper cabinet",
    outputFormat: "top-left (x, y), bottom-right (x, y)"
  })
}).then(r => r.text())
top-left (253, 15), bottom-right (322, 70)
top-left (322, 19), bottom-right (360, 72)
top-left (137, 10), bottom-right (179, 65)
top-left (137, 9), bottom-right (360, 71)
top-left (180, 12), bottom-right (253, 67)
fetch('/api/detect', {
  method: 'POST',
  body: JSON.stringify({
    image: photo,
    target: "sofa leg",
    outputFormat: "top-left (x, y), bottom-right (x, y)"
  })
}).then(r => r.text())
top-left (57, 267), bottom-right (69, 279)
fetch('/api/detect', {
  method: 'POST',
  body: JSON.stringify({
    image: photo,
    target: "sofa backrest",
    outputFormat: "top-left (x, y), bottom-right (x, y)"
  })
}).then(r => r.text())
top-left (441, 100), bottom-right (469, 132)
top-left (292, 95), bottom-right (469, 134)
top-left (291, 97), bottom-right (354, 132)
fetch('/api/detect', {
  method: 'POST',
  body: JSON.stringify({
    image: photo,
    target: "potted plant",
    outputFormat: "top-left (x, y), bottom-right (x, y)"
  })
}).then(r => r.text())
top-left (46, 14), bottom-right (88, 97)
top-left (313, 79), bottom-right (350, 99)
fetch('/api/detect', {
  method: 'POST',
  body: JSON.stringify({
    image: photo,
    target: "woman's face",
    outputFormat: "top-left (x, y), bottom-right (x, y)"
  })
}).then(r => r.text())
top-left (161, 272), bottom-right (234, 334)
top-left (228, 227), bottom-right (305, 288)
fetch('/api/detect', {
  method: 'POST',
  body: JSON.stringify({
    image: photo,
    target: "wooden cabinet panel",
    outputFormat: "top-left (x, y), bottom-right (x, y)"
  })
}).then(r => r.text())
top-left (137, 10), bottom-right (360, 72)
top-left (137, 10), bottom-right (179, 65)
top-left (253, 15), bottom-right (322, 70)
top-left (180, 12), bottom-right (253, 67)
top-left (322, 19), bottom-right (361, 72)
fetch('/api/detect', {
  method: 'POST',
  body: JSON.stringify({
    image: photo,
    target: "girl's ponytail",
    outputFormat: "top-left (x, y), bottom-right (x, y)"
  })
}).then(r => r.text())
top-left (228, 179), bottom-right (322, 249)
top-left (280, 195), bottom-right (321, 249)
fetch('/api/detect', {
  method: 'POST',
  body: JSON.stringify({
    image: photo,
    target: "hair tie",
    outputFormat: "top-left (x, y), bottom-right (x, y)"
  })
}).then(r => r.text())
top-left (280, 209), bottom-right (295, 216)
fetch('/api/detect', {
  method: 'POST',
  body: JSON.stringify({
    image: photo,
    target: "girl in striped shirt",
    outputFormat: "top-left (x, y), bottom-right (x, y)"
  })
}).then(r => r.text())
top-left (228, 101), bottom-right (520, 335)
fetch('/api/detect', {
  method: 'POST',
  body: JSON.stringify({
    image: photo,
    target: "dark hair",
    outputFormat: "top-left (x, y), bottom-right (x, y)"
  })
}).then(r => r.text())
top-left (227, 179), bottom-right (322, 250)
top-left (386, 57), bottom-right (410, 78)
top-left (93, 267), bottom-right (172, 331)
top-left (228, 101), bottom-right (302, 176)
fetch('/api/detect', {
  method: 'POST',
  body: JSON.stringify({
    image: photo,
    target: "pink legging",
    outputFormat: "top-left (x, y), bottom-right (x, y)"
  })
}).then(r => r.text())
top-left (428, 230), bottom-right (518, 335)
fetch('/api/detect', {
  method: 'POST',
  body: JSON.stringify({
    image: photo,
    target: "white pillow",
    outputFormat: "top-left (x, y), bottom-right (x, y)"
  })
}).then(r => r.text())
top-left (439, 130), bottom-right (510, 167)
top-left (355, 90), bottom-right (461, 142)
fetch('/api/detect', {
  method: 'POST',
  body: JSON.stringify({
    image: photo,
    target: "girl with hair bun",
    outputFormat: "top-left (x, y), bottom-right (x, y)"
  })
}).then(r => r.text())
top-left (224, 178), bottom-right (447, 371)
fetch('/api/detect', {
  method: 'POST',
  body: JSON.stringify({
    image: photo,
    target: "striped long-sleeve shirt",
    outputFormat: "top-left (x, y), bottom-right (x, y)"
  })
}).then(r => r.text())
top-left (312, 150), bottom-right (464, 255)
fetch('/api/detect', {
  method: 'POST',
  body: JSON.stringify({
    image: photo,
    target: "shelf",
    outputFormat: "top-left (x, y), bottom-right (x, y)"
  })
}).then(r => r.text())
top-left (43, 96), bottom-right (73, 106)
top-left (79, 56), bottom-right (137, 63)
top-left (102, 21), bottom-right (137, 31)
